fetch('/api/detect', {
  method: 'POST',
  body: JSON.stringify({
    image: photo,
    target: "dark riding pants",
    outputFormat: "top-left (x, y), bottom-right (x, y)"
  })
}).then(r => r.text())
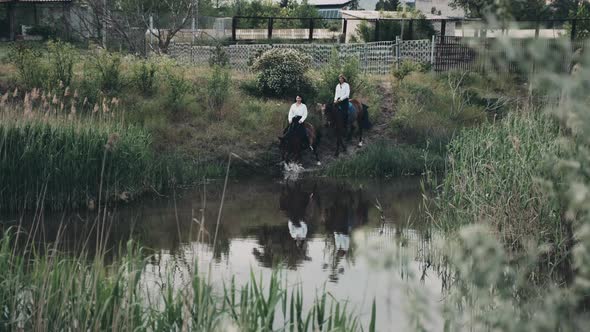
top-left (339, 98), bottom-right (349, 126)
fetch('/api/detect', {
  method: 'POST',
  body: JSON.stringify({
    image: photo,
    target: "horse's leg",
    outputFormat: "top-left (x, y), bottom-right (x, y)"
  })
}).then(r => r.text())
top-left (358, 117), bottom-right (363, 147)
top-left (313, 148), bottom-right (321, 166)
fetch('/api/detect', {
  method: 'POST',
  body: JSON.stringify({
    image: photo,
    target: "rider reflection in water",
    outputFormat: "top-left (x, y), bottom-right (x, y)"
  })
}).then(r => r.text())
top-left (279, 183), bottom-right (317, 251)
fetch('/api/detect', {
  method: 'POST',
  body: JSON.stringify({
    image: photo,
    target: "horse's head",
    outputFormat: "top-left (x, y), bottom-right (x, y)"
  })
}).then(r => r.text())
top-left (278, 129), bottom-right (301, 163)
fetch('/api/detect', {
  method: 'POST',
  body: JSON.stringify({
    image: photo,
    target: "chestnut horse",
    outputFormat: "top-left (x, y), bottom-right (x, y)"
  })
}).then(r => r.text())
top-left (321, 99), bottom-right (370, 156)
top-left (278, 120), bottom-right (321, 165)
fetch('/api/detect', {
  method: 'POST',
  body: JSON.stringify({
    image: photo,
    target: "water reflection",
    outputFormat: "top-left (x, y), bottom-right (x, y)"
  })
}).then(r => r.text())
top-left (1, 176), bottom-right (443, 329)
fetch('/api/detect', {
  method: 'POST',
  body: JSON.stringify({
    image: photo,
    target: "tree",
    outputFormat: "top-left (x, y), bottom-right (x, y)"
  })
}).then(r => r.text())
top-left (121, 0), bottom-right (195, 54)
top-left (450, 0), bottom-right (551, 21)
top-left (549, 0), bottom-right (580, 19)
top-left (69, 0), bottom-right (194, 54)
top-left (375, 0), bottom-right (399, 11)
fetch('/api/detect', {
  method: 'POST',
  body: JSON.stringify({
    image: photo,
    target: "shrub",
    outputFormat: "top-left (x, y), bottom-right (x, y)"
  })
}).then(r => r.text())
top-left (251, 48), bottom-right (312, 97)
top-left (392, 60), bottom-right (427, 84)
top-left (47, 40), bottom-right (77, 89)
top-left (93, 51), bottom-right (123, 94)
top-left (8, 44), bottom-right (48, 89)
top-left (318, 48), bottom-right (361, 102)
top-left (163, 69), bottom-right (191, 111)
top-left (132, 58), bottom-right (158, 96)
top-left (206, 65), bottom-right (231, 116)
top-left (209, 44), bottom-right (229, 67)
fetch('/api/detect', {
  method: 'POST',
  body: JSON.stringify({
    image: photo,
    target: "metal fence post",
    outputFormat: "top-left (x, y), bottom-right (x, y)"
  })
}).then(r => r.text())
top-left (440, 20), bottom-right (446, 38)
top-left (395, 36), bottom-right (401, 69)
top-left (268, 17), bottom-right (273, 39)
top-left (232, 16), bottom-right (237, 41)
top-left (309, 18), bottom-right (314, 41)
top-left (430, 34), bottom-right (435, 68)
top-left (408, 19), bottom-right (414, 40)
top-left (374, 19), bottom-right (380, 41)
top-left (342, 19), bottom-right (347, 43)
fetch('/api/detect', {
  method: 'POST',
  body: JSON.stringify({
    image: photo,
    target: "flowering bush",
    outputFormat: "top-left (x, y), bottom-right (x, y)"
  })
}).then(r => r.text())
top-left (251, 48), bottom-right (312, 97)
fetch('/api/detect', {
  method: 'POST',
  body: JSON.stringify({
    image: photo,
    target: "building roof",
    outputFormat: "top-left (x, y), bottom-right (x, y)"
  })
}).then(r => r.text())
top-left (308, 0), bottom-right (353, 7)
top-left (341, 10), bottom-right (448, 20)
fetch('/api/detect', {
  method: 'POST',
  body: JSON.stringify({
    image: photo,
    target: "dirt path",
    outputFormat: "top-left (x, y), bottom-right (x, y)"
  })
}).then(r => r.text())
top-left (297, 81), bottom-right (398, 172)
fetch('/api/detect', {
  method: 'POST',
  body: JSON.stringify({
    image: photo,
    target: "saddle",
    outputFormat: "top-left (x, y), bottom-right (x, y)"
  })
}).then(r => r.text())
top-left (337, 101), bottom-right (357, 124)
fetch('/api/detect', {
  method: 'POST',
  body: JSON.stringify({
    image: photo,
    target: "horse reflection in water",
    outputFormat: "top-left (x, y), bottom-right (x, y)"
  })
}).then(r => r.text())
top-left (252, 182), bottom-right (318, 269)
top-left (321, 186), bottom-right (369, 282)
top-left (251, 181), bottom-right (369, 278)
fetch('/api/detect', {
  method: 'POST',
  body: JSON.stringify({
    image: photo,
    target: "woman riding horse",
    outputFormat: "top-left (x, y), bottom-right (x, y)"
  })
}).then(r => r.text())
top-left (279, 95), bottom-right (321, 165)
top-left (334, 74), bottom-right (350, 126)
top-left (321, 100), bottom-right (370, 157)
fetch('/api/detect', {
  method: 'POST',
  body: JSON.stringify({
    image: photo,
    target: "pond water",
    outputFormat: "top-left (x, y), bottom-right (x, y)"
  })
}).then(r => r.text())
top-left (0, 177), bottom-right (445, 330)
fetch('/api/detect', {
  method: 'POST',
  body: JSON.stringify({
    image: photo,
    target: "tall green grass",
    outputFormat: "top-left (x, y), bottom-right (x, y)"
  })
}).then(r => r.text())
top-left (431, 110), bottom-right (566, 257)
top-left (0, 230), bottom-right (374, 331)
top-left (324, 142), bottom-right (444, 178)
top-left (0, 94), bottom-right (223, 211)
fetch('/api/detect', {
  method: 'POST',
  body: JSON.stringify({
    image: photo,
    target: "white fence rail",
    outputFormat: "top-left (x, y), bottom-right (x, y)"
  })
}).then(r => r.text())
top-left (167, 40), bottom-right (434, 75)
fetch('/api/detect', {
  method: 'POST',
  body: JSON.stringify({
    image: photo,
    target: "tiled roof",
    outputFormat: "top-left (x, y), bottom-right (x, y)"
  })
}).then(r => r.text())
top-left (308, 0), bottom-right (353, 6)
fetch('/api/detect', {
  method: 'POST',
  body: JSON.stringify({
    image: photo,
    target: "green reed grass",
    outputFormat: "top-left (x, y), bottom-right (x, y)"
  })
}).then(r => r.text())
top-left (324, 142), bottom-right (444, 178)
top-left (431, 110), bottom-right (566, 257)
top-left (0, 230), bottom-right (374, 331)
top-left (0, 97), bottom-right (223, 211)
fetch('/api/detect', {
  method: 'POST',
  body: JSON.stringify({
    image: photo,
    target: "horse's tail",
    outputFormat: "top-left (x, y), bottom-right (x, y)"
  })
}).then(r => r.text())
top-left (360, 104), bottom-right (371, 129)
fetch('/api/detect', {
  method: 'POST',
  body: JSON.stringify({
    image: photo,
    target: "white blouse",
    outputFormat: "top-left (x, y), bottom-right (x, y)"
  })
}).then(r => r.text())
top-left (288, 103), bottom-right (308, 123)
top-left (334, 82), bottom-right (350, 102)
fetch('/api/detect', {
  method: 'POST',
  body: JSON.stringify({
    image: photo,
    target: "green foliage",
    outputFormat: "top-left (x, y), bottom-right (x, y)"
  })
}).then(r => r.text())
top-left (0, 231), bottom-right (367, 331)
top-left (132, 58), bottom-right (158, 96)
top-left (47, 40), bottom-right (77, 89)
top-left (208, 44), bottom-right (229, 67)
top-left (375, 0), bottom-right (399, 11)
top-left (325, 142), bottom-right (444, 177)
top-left (251, 48), bottom-right (312, 97)
top-left (0, 116), bottom-right (153, 211)
top-left (8, 44), bottom-right (48, 89)
top-left (163, 68), bottom-right (192, 110)
top-left (391, 72), bottom-right (491, 149)
top-left (392, 60), bottom-right (428, 83)
top-left (318, 49), bottom-right (361, 102)
top-left (206, 65), bottom-right (231, 114)
top-left (94, 51), bottom-right (123, 94)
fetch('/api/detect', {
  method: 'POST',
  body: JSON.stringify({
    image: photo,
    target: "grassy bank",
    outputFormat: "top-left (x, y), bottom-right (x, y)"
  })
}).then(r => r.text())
top-left (324, 68), bottom-right (521, 177)
top-left (0, 93), bottom-right (225, 210)
top-left (324, 142), bottom-right (444, 177)
top-left (0, 231), bottom-right (373, 331)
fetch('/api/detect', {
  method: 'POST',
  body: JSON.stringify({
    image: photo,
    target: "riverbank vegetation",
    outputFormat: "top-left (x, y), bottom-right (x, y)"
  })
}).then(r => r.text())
top-left (0, 229), bottom-right (373, 331)
top-left (382, 36), bottom-right (590, 330)
top-left (0, 39), bottom-right (526, 208)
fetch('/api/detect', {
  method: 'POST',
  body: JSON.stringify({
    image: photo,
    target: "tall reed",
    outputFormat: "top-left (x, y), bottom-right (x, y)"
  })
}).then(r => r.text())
top-left (0, 230), bottom-right (374, 331)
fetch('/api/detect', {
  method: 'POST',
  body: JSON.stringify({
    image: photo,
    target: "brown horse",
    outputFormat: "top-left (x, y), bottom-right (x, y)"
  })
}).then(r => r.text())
top-left (321, 99), bottom-right (370, 157)
top-left (278, 120), bottom-right (321, 165)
